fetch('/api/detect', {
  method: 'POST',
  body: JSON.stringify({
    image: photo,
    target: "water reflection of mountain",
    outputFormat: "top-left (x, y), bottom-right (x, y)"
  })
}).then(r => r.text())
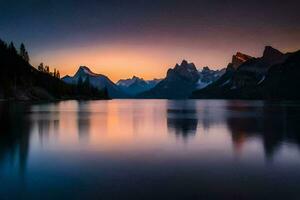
top-left (77, 101), bottom-right (91, 143)
top-left (167, 100), bottom-right (198, 139)
top-left (0, 102), bottom-right (31, 175)
top-left (33, 103), bottom-right (60, 144)
top-left (226, 102), bottom-right (300, 159)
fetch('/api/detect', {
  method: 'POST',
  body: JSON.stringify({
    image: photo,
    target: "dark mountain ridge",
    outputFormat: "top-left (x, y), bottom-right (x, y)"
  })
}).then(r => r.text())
top-left (3, 38), bottom-right (297, 100)
top-left (137, 60), bottom-right (225, 99)
top-left (191, 46), bottom-right (300, 100)
top-left (138, 60), bottom-right (201, 99)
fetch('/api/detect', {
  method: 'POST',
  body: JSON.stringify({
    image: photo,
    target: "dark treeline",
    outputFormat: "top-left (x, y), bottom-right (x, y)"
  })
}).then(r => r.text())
top-left (37, 62), bottom-right (60, 78)
top-left (0, 39), bottom-right (109, 100)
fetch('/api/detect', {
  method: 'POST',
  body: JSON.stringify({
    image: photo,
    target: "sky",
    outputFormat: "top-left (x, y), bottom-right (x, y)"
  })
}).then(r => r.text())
top-left (0, 0), bottom-right (300, 82)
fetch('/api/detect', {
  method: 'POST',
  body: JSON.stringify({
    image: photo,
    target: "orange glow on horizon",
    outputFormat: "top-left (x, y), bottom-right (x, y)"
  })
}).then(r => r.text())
top-left (30, 39), bottom-right (300, 82)
top-left (31, 42), bottom-right (231, 82)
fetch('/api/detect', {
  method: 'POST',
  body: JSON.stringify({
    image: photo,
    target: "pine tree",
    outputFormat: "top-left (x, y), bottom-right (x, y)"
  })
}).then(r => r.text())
top-left (20, 43), bottom-right (26, 58)
top-left (0, 39), bottom-right (7, 49)
top-left (19, 43), bottom-right (30, 63)
top-left (24, 50), bottom-right (29, 63)
top-left (38, 63), bottom-right (44, 72)
top-left (45, 66), bottom-right (50, 73)
top-left (8, 42), bottom-right (17, 55)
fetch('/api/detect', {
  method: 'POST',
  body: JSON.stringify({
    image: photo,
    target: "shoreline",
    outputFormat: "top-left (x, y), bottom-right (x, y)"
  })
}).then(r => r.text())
top-left (1, 98), bottom-right (300, 103)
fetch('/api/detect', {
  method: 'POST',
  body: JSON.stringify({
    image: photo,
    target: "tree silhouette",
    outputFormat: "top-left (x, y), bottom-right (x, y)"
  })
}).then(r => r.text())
top-left (38, 63), bottom-right (44, 72)
top-left (0, 39), bottom-right (7, 49)
top-left (8, 42), bottom-right (17, 55)
top-left (0, 38), bottom-right (109, 100)
top-left (19, 43), bottom-right (29, 63)
top-left (45, 66), bottom-right (50, 73)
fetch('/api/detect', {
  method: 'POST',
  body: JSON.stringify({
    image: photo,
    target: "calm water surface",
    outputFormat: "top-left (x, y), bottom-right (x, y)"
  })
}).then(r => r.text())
top-left (1, 100), bottom-right (300, 200)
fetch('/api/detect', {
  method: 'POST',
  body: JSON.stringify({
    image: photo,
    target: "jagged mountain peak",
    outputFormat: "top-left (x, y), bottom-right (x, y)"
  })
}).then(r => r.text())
top-left (201, 66), bottom-right (211, 72)
top-left (79, 65), bottom-right (89, 70)
top-left (173, 60), bottom-right (198, 74)
top-left (139, 61), bottom-right (225, 98)
top-left (177, 60), bottom-right (196, 68)
top-left (76, 66), bottom-right (101, 77)
top-left (63, 66), bottom-right (127, 98)
top-left (117, 76), bottom-right (161, 96)
top-left (117, 76), bottom-right (145, 87)
top-left (131, 75), bottom-right (145, 81)
top-left (263, 46), bottom-right (284, 60)
top-left (230, 52), bottom-right (253, 70)
top-left (181, 59), bottom-right (189, 65)
top-left (234, 52), bottom-right (253, 62)
top-left (165, 60), bottom-right (200, 84)
top-left (78, 66), bottom-right (92, 72)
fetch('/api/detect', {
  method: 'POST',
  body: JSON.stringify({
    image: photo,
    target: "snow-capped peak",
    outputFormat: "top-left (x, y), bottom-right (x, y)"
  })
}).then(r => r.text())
top-left (77, 66), bottom-right (100, 77)
top-left (117, 76), bottom-right (143, 87)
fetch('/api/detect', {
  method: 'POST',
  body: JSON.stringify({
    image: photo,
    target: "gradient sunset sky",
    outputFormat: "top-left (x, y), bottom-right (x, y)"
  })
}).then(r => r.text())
top-left (1, 0), bottom-right (299, 81)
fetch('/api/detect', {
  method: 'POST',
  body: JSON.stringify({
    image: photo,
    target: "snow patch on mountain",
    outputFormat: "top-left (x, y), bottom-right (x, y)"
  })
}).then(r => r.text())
top-left (62, 66), bottom-right (128, 98)
top-left (196, 66), bottom-right (225, 89)
top-left (117, 76), bottom-right (162, 95)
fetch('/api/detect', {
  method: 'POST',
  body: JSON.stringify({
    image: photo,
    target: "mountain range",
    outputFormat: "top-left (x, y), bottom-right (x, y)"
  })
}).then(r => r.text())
top-left (63, 63), bottom-right (224, 99)
top-left (60, 46), bottom-right (300, 100)
top-left (137, 60), bottom-right (225, 99)
top-left (2, 37), bottom-right (298, 101)
top-left (191, 46), bottom-right (300, 99)
top-left (62, 67), bottom-right (161, 98)
top-left (117, 76), bottom-right (162, 96)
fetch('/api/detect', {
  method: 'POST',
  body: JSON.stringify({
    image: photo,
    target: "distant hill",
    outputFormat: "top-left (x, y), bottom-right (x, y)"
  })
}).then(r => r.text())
top-left (116, 76), bottom-right (161, 96)
top-left (62, 66), bottom-right (128, 98)
top-left (138, 60), bottom-right (225, 99)
top-left (0, 39), bottom-right (108, 101)
top-left (191, 46), bottom-right (300, 100)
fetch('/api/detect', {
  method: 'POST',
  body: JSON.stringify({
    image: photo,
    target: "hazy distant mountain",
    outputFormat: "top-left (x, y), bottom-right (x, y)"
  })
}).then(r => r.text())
top-left (117, 76), bottom-right (161, 96)
top-left (62, 66), bottom-right (127, 98)
top-left (197, 66), bottom-right (225, 89)
top-left (191, 46), bottom-right (300, 99)
top-left (138, 60), bottom-right (224, 99)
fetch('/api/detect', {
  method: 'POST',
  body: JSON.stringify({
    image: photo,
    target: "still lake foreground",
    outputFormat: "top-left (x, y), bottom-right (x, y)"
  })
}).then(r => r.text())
top-left (1, 100), bottom-right (300, 200)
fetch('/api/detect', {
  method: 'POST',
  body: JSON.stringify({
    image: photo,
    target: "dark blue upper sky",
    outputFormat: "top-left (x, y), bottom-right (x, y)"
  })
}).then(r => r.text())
top-left (1, 0), bottom-right (299, 80)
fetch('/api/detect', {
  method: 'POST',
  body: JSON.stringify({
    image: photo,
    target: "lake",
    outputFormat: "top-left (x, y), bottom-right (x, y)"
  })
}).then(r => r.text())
top-left (1, 100), bottom-right (300, 200)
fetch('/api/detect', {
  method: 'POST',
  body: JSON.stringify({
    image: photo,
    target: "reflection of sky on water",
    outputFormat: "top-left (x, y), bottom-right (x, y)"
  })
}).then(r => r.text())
top-left (1, 100), bottom-right (300, 199)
